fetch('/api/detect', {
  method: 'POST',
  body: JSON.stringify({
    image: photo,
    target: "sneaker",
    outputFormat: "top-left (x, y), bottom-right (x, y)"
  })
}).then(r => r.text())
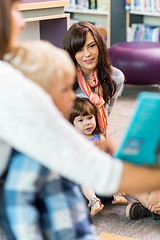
top-left (126, 202), bottom-right (152, 220)
top-left (152, 212), bottom-right (160, 220)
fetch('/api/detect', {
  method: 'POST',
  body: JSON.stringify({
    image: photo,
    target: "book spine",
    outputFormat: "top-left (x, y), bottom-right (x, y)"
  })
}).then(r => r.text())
top-left (89, 0), bottom-right (97, 9)
top-left (129, 23), bottom-right (160, 42)
top-left (97, 0), bottom-right (108, 11)
top-left (125, 0), bottom-right (131, 11)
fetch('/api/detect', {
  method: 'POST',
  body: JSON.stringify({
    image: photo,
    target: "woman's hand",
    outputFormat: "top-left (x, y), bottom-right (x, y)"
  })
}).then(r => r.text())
top-left (146, 191), bottom-right (160, 214)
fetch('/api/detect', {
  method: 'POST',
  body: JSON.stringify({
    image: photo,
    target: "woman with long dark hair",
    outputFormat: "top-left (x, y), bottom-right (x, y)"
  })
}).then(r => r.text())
top-left (63, 21), bottom-right (124, 137)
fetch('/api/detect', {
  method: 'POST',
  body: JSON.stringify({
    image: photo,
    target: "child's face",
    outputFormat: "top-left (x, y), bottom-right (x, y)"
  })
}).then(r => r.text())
top-left (48, 69), bottom-right (76, 119)
top-left (75, 31), bottom-right (99, 77)
top-left (73, 114), bottom-right (96, 136)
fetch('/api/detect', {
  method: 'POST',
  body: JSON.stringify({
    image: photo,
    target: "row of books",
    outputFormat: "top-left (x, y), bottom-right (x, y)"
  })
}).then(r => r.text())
top-left (66, 0), bottom-right (108, 11)
top-left (127, 23), bottom-right (160, 42)
top-left (125, 0), bottom-right (160, 12)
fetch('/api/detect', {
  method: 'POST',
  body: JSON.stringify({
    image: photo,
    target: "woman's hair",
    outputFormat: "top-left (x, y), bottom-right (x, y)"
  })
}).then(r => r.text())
top-left (69, 97), bottom-right (100, 132)
top-left (4, 40), bottom-right (75, 90)
top-left (63, 21), bottom-right (116, 104)
top-left (0, 0), bottom-right (19, 59)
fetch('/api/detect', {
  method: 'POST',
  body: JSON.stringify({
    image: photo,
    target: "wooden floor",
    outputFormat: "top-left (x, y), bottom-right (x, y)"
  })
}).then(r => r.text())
top-left (99, 231), bottom-right (141, 240)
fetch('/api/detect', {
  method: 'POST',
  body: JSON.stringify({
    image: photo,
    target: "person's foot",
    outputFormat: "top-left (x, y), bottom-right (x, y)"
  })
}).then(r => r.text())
top-left (90, 201), bottom-right (104, 217)
top-left (126, 202), bottom-right (152, 220)
top-left (112, 193), bottom-right (128, 205)
top-left (88, 197), bottom-right (104, 217)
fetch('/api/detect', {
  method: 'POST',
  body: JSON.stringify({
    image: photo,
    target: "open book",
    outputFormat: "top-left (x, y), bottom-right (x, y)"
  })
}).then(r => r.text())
top-left (114, 91), bottom-right (160, 166)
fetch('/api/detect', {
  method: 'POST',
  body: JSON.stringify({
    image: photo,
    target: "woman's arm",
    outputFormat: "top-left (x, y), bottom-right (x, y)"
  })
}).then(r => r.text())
top-left (119, 162), bottom-right (160, 194)
top-left (1, 62), bottom-right (160, 197)
top-left (0, 62), bottom-right (123, 195)
top-left (107, 67), bottom-right (125, 116)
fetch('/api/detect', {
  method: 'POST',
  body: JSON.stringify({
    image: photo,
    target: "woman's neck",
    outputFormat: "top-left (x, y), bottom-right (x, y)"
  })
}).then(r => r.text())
top-left (80, 68), bottom-right (95, 78)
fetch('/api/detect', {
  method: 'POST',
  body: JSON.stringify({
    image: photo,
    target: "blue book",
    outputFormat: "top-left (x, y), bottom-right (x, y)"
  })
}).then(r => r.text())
top-left (114, 92), bottom-right (160, 166)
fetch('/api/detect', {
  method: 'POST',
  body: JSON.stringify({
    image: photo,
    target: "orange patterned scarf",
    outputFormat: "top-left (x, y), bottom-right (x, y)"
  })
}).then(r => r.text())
top-left (77, 66), bottom-right (107, 137)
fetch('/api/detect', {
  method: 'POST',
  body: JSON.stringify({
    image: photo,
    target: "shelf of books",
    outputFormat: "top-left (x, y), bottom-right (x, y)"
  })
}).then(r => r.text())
top-left (65, 0), bottom-right (110, 47)
top-left (125, 0), bottom-right (160, 42)
top-left (64, 8), bottom-right (108, 15)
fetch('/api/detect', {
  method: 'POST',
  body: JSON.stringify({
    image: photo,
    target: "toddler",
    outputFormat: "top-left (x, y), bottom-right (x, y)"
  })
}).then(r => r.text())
top-left (69, 97), bottom-right (105, 216)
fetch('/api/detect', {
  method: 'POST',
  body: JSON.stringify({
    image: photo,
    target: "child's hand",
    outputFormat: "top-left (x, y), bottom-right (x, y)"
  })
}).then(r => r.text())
top-left (94, 138), bottom-right (118, 156)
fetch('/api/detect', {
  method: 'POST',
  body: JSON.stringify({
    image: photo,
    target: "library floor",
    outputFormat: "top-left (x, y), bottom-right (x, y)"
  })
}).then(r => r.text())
top-left (94, 84), bottom-right (160, 240)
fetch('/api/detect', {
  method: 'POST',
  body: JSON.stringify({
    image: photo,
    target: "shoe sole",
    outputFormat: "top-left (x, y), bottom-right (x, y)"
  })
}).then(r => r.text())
top-left (91, 204), bottom-right (104, 217)
top-left (126, 202), bottom-right (134, 219)
top-left (112, 200), bottom-right (128, 205)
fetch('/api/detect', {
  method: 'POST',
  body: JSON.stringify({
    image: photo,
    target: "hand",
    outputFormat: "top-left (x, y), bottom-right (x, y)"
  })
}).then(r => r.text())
top-left (94, 138), bottom-right (118, 156)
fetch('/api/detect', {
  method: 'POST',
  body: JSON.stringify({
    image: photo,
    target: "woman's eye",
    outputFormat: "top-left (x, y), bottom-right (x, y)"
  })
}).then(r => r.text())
top-left (89, 44), bottom-right (95, 48)
top-left (78, 119), bottom-right (83, 122)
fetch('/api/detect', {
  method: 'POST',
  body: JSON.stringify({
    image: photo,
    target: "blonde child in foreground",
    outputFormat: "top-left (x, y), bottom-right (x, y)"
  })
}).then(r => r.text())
top-left (4, 40), bottom-right (100, 240)
top-left (5, 40), bottom-right (76, 119)
top-left (69, 97), bottom-right (105, 216)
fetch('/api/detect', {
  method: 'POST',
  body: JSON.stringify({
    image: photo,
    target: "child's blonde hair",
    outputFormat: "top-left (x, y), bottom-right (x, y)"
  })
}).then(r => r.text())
top-left (4, 40), bottom-right (75, 90)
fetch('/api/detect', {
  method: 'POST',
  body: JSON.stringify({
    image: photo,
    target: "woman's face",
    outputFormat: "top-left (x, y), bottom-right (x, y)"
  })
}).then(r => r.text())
top-left (10, 1), bottom-right (25, 48)
top-left (75, 31), bottom-right (99, 77)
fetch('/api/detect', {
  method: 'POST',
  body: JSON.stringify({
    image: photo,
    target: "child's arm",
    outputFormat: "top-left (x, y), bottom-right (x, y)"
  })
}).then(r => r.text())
top-left (4, 153), bottom-right (45, 240)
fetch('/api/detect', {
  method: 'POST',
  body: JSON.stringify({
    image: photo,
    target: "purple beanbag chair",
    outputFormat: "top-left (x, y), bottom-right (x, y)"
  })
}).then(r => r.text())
top-left (108, 42), bottom-right (160, 85)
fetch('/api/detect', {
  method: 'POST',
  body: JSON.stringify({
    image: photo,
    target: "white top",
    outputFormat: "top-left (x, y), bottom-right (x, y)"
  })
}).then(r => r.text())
top-left (0, 61), bottom-right (123, 196)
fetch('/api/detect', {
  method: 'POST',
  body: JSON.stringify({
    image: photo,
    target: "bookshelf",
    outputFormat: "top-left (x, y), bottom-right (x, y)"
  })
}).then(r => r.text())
top-left (64, 0), bottom-right (110, 47)
top-left (125, 1), bottom-right (160, 42)
top-left (110, 0), bottom-right (126, 45)
top-left (64, 0), bottom-right (127, 47)
top-left (19, 0), bottom-right (70, 48)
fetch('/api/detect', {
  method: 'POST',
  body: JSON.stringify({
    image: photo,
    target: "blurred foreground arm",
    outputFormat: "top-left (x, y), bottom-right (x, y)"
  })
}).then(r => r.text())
top-left (95, 138), bottom-right (160, 195)
top-left (1, 63), bottom-right (160, 197)
top-left (119, 163), bottom-right (160, 194)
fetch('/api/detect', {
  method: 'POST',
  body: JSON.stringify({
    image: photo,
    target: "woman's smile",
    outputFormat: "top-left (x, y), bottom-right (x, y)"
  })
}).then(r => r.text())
top-left (84, 58), bottom-right (94, 64)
